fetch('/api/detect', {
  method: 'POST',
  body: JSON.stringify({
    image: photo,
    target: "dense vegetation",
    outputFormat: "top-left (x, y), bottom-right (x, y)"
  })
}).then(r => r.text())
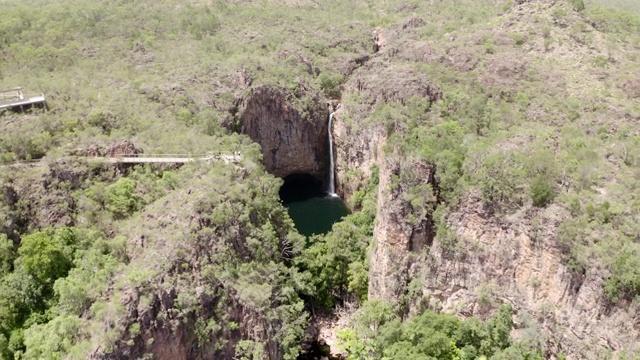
top-left (1, 0), bottom-right (639, 358)
top-left (338, 301), bottom-right (542, 360)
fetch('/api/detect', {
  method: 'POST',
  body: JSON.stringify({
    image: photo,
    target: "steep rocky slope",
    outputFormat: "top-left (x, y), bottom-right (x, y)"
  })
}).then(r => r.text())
top-left (330, 0), bottom-right (640, 358)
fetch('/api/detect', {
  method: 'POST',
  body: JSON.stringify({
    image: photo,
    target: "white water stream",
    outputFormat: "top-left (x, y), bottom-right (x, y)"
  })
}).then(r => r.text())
top-left (328, 112), bottom-right (337, 197)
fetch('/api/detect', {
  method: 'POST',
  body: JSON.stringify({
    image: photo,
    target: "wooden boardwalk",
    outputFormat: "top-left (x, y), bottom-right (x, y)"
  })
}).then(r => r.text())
top-left (103, 153), bottom-right (241, 164)
top-left (0, 88), bottom-right (47, 110)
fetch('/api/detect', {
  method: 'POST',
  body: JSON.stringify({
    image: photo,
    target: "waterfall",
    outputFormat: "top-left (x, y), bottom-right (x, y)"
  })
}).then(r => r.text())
top-left (328, 112), bottom-right (337, 197)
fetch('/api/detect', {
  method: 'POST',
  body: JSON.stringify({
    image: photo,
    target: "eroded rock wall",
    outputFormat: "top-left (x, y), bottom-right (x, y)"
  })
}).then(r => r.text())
top-left (407, 195), bottom-right (640, 358)
top-left (238, 85), bottom-right (329, 179)
top-left (368, 153), bottom-right (437, 304)
top-left (335, 126), bottom-right (639, 358)
top-left (332, 108), bottom-right (383, 202)
top-left (331, 25), bottom-right (639, 358)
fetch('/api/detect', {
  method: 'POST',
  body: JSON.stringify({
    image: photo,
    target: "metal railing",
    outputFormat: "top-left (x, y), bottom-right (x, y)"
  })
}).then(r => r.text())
top-left (1, 153), bottom-right (243, 166)
top-left (0, 87), bottom-right (45, 105)
top-left (0, 88), bottom-right (23, 104)
top-left (101, 152), bottom-right (242, 159)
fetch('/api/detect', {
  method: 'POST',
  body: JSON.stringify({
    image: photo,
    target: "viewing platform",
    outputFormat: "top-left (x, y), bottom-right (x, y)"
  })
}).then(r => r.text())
top-left (0, 87), bottom-right (47, 111)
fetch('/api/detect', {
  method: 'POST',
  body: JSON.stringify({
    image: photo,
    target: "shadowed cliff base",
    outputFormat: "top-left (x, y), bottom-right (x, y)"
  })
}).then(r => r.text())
top-left (279, 174), bottom-right (326, 204)
top-left (279, 174), bottom-right (349, 237)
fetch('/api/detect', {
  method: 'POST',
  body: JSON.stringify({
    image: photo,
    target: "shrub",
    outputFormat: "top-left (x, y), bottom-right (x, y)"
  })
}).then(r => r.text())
top-left (530, 175), bottom-right (554, 207)
top-left (604, 244), bottom-right (640, 302)
top-left (568, 0), bottom-right (585, 12)
top-left (339, 301), bottom-right (538, 360)
top-left (318, 72), bottom-right (344, 98)
top-left (0, 235), bottom-right (15, 277)
top-left (16, 228), bottom-right (77, 285)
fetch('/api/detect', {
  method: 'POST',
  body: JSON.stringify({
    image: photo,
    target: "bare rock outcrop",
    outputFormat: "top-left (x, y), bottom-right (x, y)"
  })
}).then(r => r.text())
top-left (77, 140), bottom-right (143, 157)
top-left (333, 59), bottom-right (441, 202)
top-left (238, 85), bottom-right (329, 179)
top-left (348, 60), bottom-right (442, 106)
top-left (85, 167), bottom-right (308, 360)
top-left (332, 108), bottom-right (383, 202)
top-left (331, 26), bottom-right (638, 357)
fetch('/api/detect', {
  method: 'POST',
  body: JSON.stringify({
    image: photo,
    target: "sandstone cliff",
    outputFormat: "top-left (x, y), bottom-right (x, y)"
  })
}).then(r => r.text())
top-left (407, 194), bottom-right (640, 358)
top-left (335, 118), bottom-right (639, 358)
top-left (329, 2), bottom-right (640, 357)
top-left (238, 85), bottom-right (329, 180)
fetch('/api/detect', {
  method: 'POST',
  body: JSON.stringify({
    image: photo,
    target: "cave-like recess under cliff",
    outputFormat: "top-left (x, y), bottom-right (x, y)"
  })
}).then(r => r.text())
top-left (238, 85), bottom-right (330, 182)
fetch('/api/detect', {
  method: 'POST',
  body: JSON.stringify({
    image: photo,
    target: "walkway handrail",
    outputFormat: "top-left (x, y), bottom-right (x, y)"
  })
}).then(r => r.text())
top-left (1, 153), bottom-right (242, 166)
top-left (101, 154), bottom-right (209, 158)
top-left (0, 93), bottom-right (46, 105)
top-left (102, 152), bottom-right (241, 158)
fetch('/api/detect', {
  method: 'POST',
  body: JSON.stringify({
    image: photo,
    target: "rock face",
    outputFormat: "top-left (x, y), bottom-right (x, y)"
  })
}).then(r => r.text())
top-left (238, 85), bottom-right (329, 179)
top-left (346, 59), bottom-right (442, 106)
top-left (85, 167), bottom-right (308, 360)
top-left (331, 23), bottom-right (639, 358)
top-left (335, 124), bottom-right (639, 358)
top-left (368, 153), bottom-right (437, 303)
top-left (332, 109), bottom-right (383, 202)
top-left (334, 113), bottom-right (639, 359)
top-left (406, 195), bottom-right (640, 358)
top-left (334, 122), bottom-right (639, 358)
top-left (333, 57), bottom-right (442, 202)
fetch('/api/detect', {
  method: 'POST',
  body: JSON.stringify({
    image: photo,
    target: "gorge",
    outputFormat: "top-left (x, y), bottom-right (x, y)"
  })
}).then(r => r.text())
top-left (1, 0), bottom-right (639, 359)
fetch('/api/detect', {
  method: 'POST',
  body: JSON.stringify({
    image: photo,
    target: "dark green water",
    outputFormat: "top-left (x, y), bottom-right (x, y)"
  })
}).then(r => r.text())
top-left (279, 174), bottom-right (349, 237)
top-left (285, 196), bottom-right (349, 237)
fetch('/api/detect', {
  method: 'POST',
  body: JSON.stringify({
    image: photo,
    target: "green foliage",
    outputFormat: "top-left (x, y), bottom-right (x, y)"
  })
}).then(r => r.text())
top-left (104, 178), bottom-right (140, 219)
top-left (604, 243), bottom-right (640, 302)
top-left (0, 0), bottom-right (639, 357)
top-left (53, 249), bottom-right (120, 315)
top-left (296, 208), bottom-right (374, 308)
top-left (22, 315), bottom-right (83, 360)
top-left (568, 0), bottom-right (586, 12)
top-left (181, 6), bottom-right (221, 40)
top-left (404, 120), bottom-right (466, 202)
top-left (592, 55), bottom-right (609, 68)
top-left (0, 227), bottom-right (127, 359)
top-left (475, 152), bottom-right (524, 210)
top-left (296, 170), bottom-right (377, 308)
top-left (17, 228), bottom-right (77, 286)
top-left (0, 235), bottom-right (15, 277)
top-left (318, 72), bottom-right (344, 98)
top-left (339, 301), bottom-right (539, 360)
top-left (197, 109), bottom-right (223, 136)
top-left (530, 175), bottom-right (554, 207)
top-left (586, 5), bottom-right (640, 33)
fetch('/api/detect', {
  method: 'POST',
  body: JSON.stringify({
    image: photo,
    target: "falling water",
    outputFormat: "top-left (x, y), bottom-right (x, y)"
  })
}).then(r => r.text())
top-left (328, 112), bottom-right (337, 197)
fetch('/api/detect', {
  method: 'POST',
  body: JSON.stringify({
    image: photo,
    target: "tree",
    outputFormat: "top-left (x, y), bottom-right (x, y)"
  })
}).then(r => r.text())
top-left (0, 235), bottom-right (15, 277)
top-left (604, 243), bottom-right (640, 302)
top-left (485, 304), bottom-right (514, 354)
top-left (16, 229), bottom-right (76, 286)
top-left (105, 178), bottom-right (140, 219)
top-left (339, 301), bottom-right (529, 360)
top-left (318, 72), bottom-right (344, 98)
